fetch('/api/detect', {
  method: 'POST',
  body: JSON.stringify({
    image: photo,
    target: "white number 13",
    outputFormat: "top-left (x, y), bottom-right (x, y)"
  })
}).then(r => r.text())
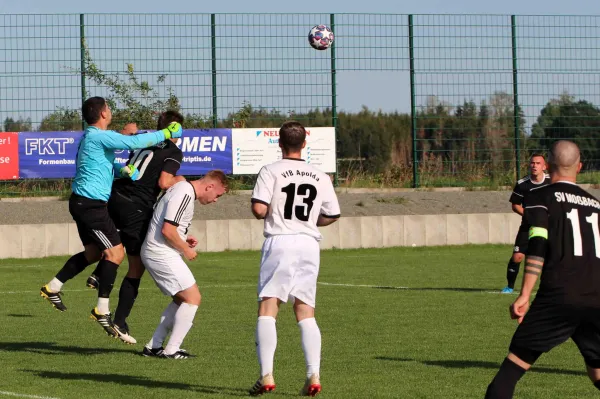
top-left (566, 209), bottom-right (600, 257)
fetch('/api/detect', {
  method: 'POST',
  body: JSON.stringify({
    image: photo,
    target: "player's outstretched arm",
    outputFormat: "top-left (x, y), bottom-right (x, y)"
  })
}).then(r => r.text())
top-left (99, 122), bottom-right (183, 151)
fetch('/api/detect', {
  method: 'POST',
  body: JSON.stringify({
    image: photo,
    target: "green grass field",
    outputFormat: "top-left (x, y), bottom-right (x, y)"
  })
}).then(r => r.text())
top-left (0, 245), bottom-right (597, 399)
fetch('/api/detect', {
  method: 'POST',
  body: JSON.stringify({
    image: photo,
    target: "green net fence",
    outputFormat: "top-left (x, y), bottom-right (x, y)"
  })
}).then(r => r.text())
top-left (0, 14), bottom-right (599, 195)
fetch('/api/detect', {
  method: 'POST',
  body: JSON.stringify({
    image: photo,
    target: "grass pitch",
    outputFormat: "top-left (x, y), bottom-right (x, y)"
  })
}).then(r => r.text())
top-left (0, 245), bottom-right (597, 398)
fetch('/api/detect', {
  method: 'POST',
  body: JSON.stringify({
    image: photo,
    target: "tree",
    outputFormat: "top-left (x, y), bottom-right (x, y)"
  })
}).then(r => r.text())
top-left (4, 117), bottom-right (32, 132)
top-left (529, 94), bottom-right (600, 167)
top-left (39, 108), bottom-right (82, 131)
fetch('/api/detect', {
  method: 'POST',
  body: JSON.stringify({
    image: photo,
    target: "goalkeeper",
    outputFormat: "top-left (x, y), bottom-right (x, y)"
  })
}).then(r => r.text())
top-left (84, 110), bottom-right (187, 344)
top-left (40, 98), bottom-right (184, 344)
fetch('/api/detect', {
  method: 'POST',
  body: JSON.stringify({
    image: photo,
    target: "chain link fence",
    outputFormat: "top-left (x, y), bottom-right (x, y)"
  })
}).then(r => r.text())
top-left (1, 14), bottom-right (599, 195)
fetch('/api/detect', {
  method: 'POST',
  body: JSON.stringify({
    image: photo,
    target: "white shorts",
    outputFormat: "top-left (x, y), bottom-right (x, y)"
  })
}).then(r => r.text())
top-left (141, 250), bottom-right (196, 297)
top-left (258, 234), bottom-right (320, 308)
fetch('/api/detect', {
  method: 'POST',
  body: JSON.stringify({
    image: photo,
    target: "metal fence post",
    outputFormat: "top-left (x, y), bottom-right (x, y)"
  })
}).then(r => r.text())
top-left (408, 14), bottom-right (418, 188)
top-left (211, 14), bottom-right (218, 128)
top-left (330, 13), bottom-right (338, 186)
top-left (511, 15), bottom-right (521, 179)
top-left (79, 14), bottom-right (86, 130)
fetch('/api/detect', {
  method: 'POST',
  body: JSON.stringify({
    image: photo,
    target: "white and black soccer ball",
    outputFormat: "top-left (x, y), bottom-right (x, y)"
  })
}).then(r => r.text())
top-left (308, 25), bottom-right (334, 50)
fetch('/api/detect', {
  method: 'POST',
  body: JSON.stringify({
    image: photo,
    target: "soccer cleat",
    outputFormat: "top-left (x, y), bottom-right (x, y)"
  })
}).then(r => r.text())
top-left (90, 308), bottom-right (119, 338)
top-left (86, 274), bottom-right (99, 290)
top-left (114, 324), bottom-right (137, 345)
top-left (142, 346), bottom-right (164, 357)
top-left (40, 285), bottom-right (67, 312)
top-left (249, 373), bottom-right (276, 396)
top-left (501, 286), bottom-right (514, 294)
top-left (301, 374), bottom-right (321, 397)
top-left (159, 349), bottom-right (191, 359)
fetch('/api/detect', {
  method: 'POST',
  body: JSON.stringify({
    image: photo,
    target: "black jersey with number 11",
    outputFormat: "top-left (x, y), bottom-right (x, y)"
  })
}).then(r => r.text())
top-left (112, 140), bottom-right (183, 209)
top-left (524, 182), bottom-right (600, 306)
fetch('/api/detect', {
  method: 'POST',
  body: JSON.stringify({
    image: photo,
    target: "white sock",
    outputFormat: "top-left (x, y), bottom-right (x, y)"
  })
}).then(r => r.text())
top-left (164, 302), bottom-right (199, 355)
top-left (96, 297), bottom-right (110, 315)
top-left (298, 317), bottom-right (321, 378)
top-left (47, 278), bottom-right (63, 292)
top-left (256, 316), bottom-right (277, 377)
top-left (147, 302), bottom-right (180, 349)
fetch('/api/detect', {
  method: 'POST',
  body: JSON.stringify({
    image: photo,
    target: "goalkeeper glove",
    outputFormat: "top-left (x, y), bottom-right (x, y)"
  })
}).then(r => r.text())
top-left (161, 122), bottom-right (183, 140)
top-left (120, 164), bottom-right (140, 181)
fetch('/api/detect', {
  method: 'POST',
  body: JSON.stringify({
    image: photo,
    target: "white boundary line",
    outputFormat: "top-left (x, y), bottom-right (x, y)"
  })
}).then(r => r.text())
top-left (0, 284), bottom-right (256, 295)
top-left (318, 281), bottom-right (523, 295)
top-left (0, 391), bottom-right (60, 399)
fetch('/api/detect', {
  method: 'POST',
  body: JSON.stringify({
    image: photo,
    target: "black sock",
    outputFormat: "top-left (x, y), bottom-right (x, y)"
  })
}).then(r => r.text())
top-left (55, 252), bottom-right (93, 283)
top-left (114, 277), bottom-right (141, 328)
top-left (485, 358), bottom-right (527, 399)
top-left (594, 380), bottom-right (600, 391)
top-left (90, 264), bottom-right (101, 278)
top-left (97, 259), bottom-right (119, 298)
top-left (506, 260), bottom-right (521, 289)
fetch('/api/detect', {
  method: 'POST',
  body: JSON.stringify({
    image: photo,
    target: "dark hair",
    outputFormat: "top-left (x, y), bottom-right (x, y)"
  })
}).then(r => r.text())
top-left (157, 110), bottom-right (184, 130)
top-left (82, 97), bottom-right (107, 125)
top-left (530, 153), bottom-right (546, 162)
top-left (205, 170), bottom-right (229, 191)
top-left (279, 121), bottom-right (306, 153)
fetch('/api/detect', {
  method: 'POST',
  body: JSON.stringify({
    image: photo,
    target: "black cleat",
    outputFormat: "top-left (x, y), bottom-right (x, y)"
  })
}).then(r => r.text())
top-left (40, 285), bottom-right (67, 312)
top-left (86, 274), bottom-right (99, 290)
top-left (159, 349), bottom-right (191, 359)
top-left (90, 308), bottom-right (119, 338)
top-left (142, 346), bottom-right (164, 357)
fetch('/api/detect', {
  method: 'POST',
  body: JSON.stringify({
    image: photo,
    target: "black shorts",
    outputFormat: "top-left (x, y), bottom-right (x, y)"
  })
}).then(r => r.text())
top-left (107, 191), bottom-right (153, 256)
top-left (509, 297), bottom-right (600, 368)
top-left (69, 193), bottom-right (121, 251)
top-left (513, 227), bottom-right (529, 254)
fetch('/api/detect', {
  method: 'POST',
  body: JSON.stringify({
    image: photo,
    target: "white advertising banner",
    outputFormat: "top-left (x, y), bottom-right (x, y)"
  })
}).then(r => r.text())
top-left (231, 127), bottom-right (336, 174)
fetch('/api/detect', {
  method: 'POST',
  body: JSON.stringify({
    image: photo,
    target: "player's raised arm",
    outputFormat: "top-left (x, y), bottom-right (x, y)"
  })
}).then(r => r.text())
top-left (251, 166), bottom-right (275, 220)
top-left (98, 122), bottom-right (183, 151)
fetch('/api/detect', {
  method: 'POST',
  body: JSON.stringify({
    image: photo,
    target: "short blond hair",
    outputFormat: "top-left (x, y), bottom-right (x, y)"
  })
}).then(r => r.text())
top-left (204, 169), bottom-right (229, 191)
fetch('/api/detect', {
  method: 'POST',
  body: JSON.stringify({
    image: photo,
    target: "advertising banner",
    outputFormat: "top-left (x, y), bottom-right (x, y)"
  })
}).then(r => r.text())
top-left (231, 127), bottom-right (336, 174)
top-left (0, 132), bottom-right (19, 180)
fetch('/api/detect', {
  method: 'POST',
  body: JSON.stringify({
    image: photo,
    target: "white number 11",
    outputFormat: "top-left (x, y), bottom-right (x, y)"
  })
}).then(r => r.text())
top-left (566, 209), bottom-right (600, 257)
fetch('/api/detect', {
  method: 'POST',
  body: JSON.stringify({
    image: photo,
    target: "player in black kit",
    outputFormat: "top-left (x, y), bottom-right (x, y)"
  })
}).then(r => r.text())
top-left (86, 110), bottom-right (185, 344)
top-left (486, 140), bottom-right (600, 398)
top-left (502, 154), bottom-right (550, 294)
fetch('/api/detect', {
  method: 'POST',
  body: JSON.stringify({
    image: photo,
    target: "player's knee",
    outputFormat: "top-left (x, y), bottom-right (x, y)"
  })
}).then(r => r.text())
top-left (84, 245), bottom-right (102, 263)
top-left (126, 255), bottom-right (145, 278)
top-left (512, 253), bottom-right (525, 263)
top-left (104, 245), bottom-right (125, 264)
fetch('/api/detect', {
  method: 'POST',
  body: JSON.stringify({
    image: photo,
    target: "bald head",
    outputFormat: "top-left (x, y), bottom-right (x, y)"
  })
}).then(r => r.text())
top-left (548, 140), bottom-right (581, 180)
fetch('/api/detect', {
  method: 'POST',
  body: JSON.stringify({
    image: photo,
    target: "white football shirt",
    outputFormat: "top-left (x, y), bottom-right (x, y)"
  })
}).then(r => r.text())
top-left (251, 158), bottom-right (340, 240)
top-left (143, 181), bottom-right (195, 256)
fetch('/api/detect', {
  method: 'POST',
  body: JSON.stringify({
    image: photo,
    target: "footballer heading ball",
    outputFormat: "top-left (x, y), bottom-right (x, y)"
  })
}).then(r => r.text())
top-left (308, 25), bottom-right (334, 50)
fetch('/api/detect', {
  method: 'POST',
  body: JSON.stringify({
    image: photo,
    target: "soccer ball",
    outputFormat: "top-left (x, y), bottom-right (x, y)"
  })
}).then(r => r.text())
top-left (308, 25), bottom-right (334, 50)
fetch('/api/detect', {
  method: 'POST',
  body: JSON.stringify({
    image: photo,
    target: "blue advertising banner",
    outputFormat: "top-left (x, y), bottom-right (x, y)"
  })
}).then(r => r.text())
top-left (17, 129), bottom-right (233, 178)
top-left (176, 129), bottom-right (232, 175)
top-left (18, 131), bottom-right (83, 178)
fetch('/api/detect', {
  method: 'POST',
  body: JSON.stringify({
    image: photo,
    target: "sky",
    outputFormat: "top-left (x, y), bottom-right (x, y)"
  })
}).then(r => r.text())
top-left (0, 0), bottom-right (599, 131)
top-left (1, 0), bottom-right (600, 15)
